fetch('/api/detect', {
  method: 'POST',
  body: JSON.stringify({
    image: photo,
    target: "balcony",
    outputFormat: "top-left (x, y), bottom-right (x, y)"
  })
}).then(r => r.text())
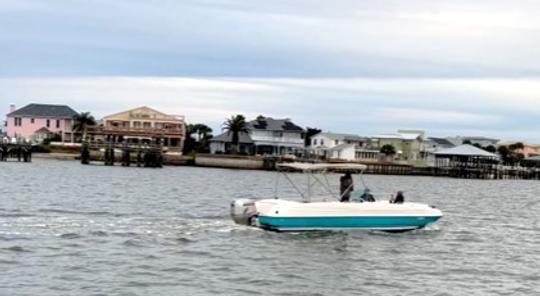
top-left (89, 126), bottom-right (185, 137)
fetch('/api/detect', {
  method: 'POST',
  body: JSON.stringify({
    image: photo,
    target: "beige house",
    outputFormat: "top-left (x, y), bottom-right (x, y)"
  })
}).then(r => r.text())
top-left (372, 130), bottom-right (426, 164)
top-left (498, 141), bottom-right (540, 158)
top-left (90, 106), bottom-right (186, 152)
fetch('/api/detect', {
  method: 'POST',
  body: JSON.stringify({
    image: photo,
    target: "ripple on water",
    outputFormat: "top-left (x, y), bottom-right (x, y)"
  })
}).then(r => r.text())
top-left (59, 233), bottom-right (82, 239)
top-left (2, 162), bottom-right (539, 295)
top-left (2, 246), bottom-right (32, 253)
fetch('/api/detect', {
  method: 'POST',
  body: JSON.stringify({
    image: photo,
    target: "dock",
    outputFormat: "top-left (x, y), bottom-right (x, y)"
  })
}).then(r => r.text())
top-left (0, 143), bottom-right (33, 162)
top-left (81, 141), bottom-right (163, 168)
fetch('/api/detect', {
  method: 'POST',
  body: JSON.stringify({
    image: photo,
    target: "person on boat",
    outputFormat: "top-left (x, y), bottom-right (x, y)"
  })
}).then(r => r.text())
top-left (340, 172), bottom-right (354, 202)
top-left (360, 188), bottom-right (376, 202)
top-left (390, 191), bottom-right (405, 204)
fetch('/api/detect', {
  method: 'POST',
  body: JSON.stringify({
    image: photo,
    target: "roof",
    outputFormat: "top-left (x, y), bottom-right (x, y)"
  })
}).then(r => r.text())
top-left (434, 144), bottom-right (498, 158)
top-left (248, 117), bottom-right (303, 132)
top-left (461, 136), bottom-right (500, 141)
top-left (7, 104), bottom-right (78, 118)
top-left (526, 156), bottom-right (540, 161)
top-left (34, 127), bottom-right (52, 134)
top-left (374, 133), bottom-right (422, 141)
top-left (103, 106), bottom-right (184, 122)
top-left (277, 162), bottom-right (367, 172)
top-left (428, 137), bottom-right (455, 147)
top-left (209, 131), bottom-right (253, 144)
top-left (314, 132), bottom-right (365, 141)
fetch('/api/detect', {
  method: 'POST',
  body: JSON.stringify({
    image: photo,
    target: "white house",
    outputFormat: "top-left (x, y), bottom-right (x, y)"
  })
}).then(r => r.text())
top-left (210, 117), bottom-right (305, 155)
top-left (310, 132), bottom-right (371, 161)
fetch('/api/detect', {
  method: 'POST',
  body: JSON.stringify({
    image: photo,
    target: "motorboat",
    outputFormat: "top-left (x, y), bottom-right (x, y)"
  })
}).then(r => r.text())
top-left (231, 163), bottom-right (442, 232)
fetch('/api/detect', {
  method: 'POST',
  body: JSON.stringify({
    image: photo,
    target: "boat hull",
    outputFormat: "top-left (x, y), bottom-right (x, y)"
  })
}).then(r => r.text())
top-left (246, 199), bottom-right (442, 232)
top-left (257, 215), bottom-right (441, 232)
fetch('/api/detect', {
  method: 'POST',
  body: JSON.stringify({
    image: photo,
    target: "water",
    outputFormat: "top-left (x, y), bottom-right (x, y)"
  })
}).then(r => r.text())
top-left (0, 160), bottom-right (538, 295)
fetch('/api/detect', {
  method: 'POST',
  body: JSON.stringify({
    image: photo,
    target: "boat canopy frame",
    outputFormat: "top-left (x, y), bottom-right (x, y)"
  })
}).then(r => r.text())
top-left (274, 163), bottom-right (368, 202)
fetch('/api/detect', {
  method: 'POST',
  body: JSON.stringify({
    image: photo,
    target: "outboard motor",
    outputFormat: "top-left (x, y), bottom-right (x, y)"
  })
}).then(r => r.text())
top-left (230, 199), bottom-right (258, 226)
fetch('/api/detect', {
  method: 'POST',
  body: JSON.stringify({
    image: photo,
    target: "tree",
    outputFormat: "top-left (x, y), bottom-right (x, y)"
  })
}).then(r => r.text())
top-left (194, 124), bottom-right (213, 143)
top-left (509, 142), bottom-right (524, 151)
top-left (72, 112), bottom-right (96, 142)
top-left (183, 124), bottom-right (197, 154)
top-left (222, 115), bottom-right (248, 154)
top-left (304, 127), bottom-right (322, 147)
top-left (462, 140), bottom-right (473, 145)
top-left (485, 145), bottom-right (497, 153)
top-left (380, 144), bottom-right (396, 156)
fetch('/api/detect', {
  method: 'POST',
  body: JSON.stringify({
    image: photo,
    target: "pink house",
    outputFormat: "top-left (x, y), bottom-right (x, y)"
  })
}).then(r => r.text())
top-left (6, 103), bottom-right (78, 142)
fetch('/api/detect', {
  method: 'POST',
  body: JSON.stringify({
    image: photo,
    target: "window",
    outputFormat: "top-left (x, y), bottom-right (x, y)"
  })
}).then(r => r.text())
top-left (335, 140), bottom-right (339, 145)
top-left (46, 119), bottom-right (50, 128)
top-left (313, 139), bottom-right (317, 145)
top-left (31, 118), bottom-right (35, 124)
top-left (56, 120), bottom-right (60, 128)
top-left (14, 117), bottom-right (22, 126)
top-left (321, 139), bottom-right (325, 145)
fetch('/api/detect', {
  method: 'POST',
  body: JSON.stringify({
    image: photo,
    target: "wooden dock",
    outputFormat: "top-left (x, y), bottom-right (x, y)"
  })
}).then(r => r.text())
top-left (0, 143), bottom-right (32, 162)
top-left (81, 141), bottom-right (163, 168)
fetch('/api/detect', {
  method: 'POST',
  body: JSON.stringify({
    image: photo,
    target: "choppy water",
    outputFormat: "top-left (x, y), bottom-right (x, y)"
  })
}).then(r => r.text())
top-left (0, 160), bottom-right (539, 295)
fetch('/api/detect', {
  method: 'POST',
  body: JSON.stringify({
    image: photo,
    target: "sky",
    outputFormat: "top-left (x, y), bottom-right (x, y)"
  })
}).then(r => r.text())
top-left (1, 0), bottom-right (540, 141)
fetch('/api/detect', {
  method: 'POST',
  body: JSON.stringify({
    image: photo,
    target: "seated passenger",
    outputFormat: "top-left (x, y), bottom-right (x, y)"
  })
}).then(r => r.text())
top-left (360, 188), bottom-right (376, 202)
top-left (390, 191), bottom-right (405, 204)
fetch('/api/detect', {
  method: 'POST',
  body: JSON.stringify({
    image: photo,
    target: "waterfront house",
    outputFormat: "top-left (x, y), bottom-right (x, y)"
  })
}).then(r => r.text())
top-left (434, 144), bottom-right (499, 178)
top-left (89, 106), bottom-right (186, 152)
top-left (210, 116), bottom-right (305, 155)
top-left (6, 103), bottom-right (78, 142)
top-left (446, 136), bottom-right (499, 147)
top-left (372, 130), bottom-right (426, 163)
top-left (497, 141), bottom-right (540, 158)
top-left (309, 132), bottom-right (374, 161)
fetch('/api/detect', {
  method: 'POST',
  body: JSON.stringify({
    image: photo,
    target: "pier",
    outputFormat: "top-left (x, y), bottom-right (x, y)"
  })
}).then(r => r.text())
top-left (0, 143), bottom-right (33, 162)
top-left (81, 141), bottom-right (163, 168)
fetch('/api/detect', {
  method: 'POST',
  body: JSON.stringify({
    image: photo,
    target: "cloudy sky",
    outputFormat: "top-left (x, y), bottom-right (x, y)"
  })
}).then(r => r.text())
top-left (2, 0), bottom-right (540, 141)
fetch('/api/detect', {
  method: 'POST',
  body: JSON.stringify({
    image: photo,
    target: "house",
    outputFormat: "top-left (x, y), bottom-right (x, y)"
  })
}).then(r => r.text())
top-left (446, 136), bottom-right (499, 147)
top-left (6, 103), bottom-right (78, 142)
top-left (309, 132), bottom-right (371, 161)
top-left (89, 106), bottom-right (186, 152)
top-left (372, 130), bottom-right (426, 162)
top-left (426, 137), bottom-right (456, 150)
top-left (498, 141), bottom-right (540, 158)
top-left (209, 116), bottom-right (305, 155)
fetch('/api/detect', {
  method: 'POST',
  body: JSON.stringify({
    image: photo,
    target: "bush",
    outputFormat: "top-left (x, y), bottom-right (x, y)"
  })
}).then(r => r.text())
top-left (32, 144), bottom-right (51, 153)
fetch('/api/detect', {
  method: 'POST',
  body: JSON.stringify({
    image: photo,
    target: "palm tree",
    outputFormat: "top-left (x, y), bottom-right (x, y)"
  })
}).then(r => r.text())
top-left (193, 124), bottom-right (213, 142)
top-left (72, 112), bottom-right (96, 142)
top-left (222, 115), bottom-right (248, 154)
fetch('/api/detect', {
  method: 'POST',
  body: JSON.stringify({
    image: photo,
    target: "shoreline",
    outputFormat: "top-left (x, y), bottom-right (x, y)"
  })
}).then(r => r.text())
top-left (25, 152), bottom-right (540, 180)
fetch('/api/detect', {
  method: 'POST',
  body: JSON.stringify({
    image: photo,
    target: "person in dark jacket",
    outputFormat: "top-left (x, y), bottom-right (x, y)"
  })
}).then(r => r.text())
top-left (391, 191), bottom-right (405, 204)
top-left (340, 172), bottom-right (354, 202)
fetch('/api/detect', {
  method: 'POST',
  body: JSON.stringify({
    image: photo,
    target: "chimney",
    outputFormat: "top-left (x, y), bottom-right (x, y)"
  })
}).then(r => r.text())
top-left (9, 104), bottom-right (16, 113)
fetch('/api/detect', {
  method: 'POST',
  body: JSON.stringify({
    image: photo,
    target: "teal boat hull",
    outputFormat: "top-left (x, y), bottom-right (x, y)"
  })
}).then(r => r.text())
top-left (257, 215), bottom-right (441, 231)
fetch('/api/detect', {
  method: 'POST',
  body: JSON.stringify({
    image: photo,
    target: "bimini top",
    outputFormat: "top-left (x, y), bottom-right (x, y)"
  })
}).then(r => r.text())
top-left (277, 162), bottom-right (367, 172)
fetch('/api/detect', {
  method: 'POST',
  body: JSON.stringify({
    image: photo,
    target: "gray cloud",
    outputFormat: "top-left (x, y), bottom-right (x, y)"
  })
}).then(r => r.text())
top-left (2, 0), bottom-right (540, 77)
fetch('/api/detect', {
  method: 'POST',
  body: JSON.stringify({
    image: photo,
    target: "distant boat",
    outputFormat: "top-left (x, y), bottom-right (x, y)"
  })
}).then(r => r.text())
top-left (231, 163), bottom-right (442, 232)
